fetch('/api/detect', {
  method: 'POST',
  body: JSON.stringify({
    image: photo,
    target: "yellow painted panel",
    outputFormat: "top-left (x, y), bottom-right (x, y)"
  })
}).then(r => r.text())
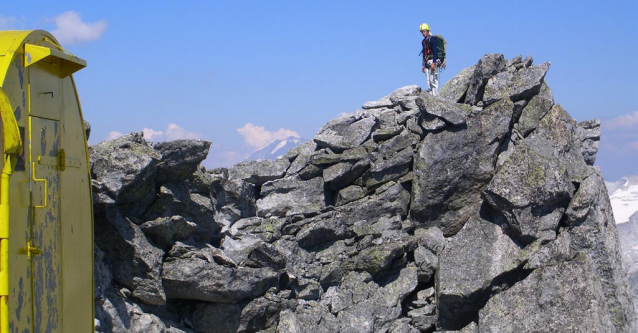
top-left (0, 30), bottom-right (93, 333)
top-left (7, 170), bottom-right (32, 333)
top-left (2, 37), bottom-right (32, 333)
top-left (28, 63), bottom-right (61, 120)
top-left (60, 74), bottom-right (94, 333)
top-left (30, 116), bottom-right (62, 332)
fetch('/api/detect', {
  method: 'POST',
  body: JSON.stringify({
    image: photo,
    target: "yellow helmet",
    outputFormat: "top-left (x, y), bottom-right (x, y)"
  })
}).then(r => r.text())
top-left (419, 23), bottom-right (430, 31)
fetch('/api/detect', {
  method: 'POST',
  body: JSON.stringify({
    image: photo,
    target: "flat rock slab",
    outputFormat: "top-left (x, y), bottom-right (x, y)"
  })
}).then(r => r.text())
top-left (162, 256), bottom-right (279, 303)
top-left (415, 94), bottom-right (470, 126)
top-left (257, 175), bottom-right (326, 218)
top-left (483, 62), bottom-right (550, 105)
top-left (229, 159), bottom-right (289, 186)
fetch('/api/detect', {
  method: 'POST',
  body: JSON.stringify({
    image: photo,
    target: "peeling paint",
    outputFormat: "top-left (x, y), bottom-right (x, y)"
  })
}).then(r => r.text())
top-left (50, 122), bottom-right (59, 157)
top-left (14, 106), bottom-right (21, 121)
top-left (14, 57), bottom-right (23, 89)
top-left (46, 212), bottom-right (54, 227)
top-left (32, 122), bottom-right (61, 332)
top-left (39, 128), bottom-right (46, 158)
top-left (33, 260), bottom-right (42, 333)
top-left (16, 278), bottom-right (23, 321)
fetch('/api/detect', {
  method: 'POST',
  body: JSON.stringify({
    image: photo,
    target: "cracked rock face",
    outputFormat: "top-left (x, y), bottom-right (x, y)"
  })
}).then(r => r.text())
top-left (93, 54), bottom-right (633, 333)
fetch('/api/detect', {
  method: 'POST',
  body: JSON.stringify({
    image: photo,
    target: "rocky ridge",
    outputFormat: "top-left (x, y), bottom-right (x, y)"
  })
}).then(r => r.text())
top-left (93, 54), bottom-right (635, 332)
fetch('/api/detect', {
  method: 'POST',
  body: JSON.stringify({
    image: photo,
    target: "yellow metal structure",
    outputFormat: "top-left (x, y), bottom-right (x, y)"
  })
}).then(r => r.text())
top-left (0, 30), bottom-right (93, 332)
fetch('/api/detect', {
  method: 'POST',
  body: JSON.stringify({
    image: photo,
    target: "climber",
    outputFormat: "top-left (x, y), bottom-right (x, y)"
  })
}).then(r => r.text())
top-left (420, 23), bottom-right (441, 96)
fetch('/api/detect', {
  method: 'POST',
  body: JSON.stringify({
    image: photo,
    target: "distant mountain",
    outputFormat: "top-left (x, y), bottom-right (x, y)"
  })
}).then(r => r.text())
top-left (246, 136), bottom-right (304, 161)
top-left (606, 175), bottom-right (638, 224)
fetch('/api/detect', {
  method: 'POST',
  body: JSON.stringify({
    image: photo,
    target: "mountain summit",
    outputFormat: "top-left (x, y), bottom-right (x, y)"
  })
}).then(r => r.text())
top-left (91, 54), bottom-right (634, 332)
top-left (246, 136), bottom-right (304, 161)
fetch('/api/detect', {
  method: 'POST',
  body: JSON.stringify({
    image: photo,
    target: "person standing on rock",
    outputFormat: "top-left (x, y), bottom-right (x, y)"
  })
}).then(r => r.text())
top-left (420, 23), bottom-right (441, 96)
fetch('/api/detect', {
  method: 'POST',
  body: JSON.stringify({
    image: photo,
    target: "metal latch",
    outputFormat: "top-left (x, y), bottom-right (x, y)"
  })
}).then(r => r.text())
top-left (37, 149), bottom-right (81, 171)
top-left (58, 149), bottom-right (81, 170)
top-left (19, 241), bottom-right (42, 260)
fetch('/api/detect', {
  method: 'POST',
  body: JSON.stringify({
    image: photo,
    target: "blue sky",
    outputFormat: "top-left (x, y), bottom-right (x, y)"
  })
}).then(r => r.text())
top-left (1, 0), bottom-right (636, 181)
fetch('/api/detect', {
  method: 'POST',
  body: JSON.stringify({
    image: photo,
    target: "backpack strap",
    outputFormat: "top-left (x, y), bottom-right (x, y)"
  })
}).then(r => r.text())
top-left (422, 36), bottom-right (433, 60)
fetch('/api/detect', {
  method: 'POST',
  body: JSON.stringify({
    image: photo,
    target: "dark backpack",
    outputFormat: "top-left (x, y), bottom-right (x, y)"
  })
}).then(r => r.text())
top-left (432, 34), bottom-right (446, 69)
top-left (420, 34), bottom-right (447, 69)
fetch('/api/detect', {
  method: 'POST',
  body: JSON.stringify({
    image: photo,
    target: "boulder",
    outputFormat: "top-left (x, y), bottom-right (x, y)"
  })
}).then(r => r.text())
top-left (162, 247), bottom-right (279, 303)
top-left (515, 90), bottom-right (554, 136)
top-left (415, 93), bottom-right (470, 126)
top-left (228, 158), bottom-right (289, 186)
top-left (411, 98), bottom-right (515, 236)
top-left (464, 53), bottom-right (507, 105)
top-left (93, 209), bottom-right (166, 306)
top-left (256, 175), bottom-right (326, 217)
top-left (140, 216), bottom-right (199, 250)
top-left (142, 182), bottom-right (218, 241)
top-left (483, 62), bottom-right (550, 105)
top-left (154, 139), bottom-right (211, 183)
top-left (210, 168), bottom-right (256, 230)
top-left (577, 118), bottom-right (601, 166)
top-left (440, 65), bottom-right (476, 103)
top-left (314, 117), bottom-right (377, 152)
top-left (90, 132), bottom-right (161, 216)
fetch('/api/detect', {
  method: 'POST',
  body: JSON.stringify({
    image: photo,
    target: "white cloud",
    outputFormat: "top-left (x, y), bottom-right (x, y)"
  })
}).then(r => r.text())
top-left (106, 124), bottom-right (201, 143)
top-left (237, 123), bottom-right (300, 150)
top-left (51, 11), bottom-right (107, 45)
top-left (604, 111), bottom-right (638, 130)
top-left (106, 131), bottom-right (123, 141)
top-left (164, 123), bottom-right (203, 141)
top-left (142, 128), bottom-right (163, 141)
top-left (142, 123), bottom-right (202, 142)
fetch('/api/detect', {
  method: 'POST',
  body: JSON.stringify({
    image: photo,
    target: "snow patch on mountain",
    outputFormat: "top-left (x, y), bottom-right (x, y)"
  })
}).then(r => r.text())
top-left (246, 136), bottom-right (304, 161)
top-left (607, 175), bottom-right (638, 224)
top-left (271, 139), bottom-right (290, 155)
